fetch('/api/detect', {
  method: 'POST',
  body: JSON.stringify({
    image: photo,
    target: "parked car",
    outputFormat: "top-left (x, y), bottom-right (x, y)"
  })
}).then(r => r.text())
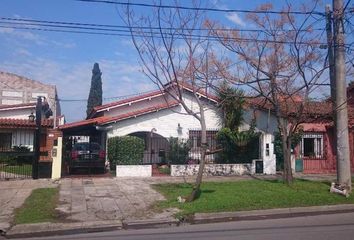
top-left (69, 142), bottom-right (106, 173)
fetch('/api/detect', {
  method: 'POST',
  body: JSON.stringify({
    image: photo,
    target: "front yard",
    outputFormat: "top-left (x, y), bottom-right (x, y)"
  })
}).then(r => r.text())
top-left (153, 179), bottom-right (354, 218)
top-left (14, 188), bottom-right (59, 224)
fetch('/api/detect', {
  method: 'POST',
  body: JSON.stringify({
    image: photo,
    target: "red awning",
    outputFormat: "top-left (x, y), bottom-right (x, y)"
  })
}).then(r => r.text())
top-left (301, 123), bottom-right (327, 132)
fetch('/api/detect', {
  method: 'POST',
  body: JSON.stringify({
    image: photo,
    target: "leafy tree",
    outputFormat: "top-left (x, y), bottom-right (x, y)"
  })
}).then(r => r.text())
top-left (216, 83), bottom-right (259, 163)
top-left (167, 137), bottom-right (191, 165)
top-left (86, 63), bottom-right (103, 118)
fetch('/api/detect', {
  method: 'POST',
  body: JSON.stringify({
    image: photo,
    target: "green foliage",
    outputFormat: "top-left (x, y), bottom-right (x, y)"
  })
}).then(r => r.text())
top-left (167, 137), bottom-right (191, 164)
top-left (216, 128), bottom-right (260, 163)
top-left (216, 117), bottom-right (259, 163)
top-left (274, 131), bottom-right (303, 170)
top-left (14, 188), bottom-right (59, 224)
top-left (217, 82), bottom-right (245, 131)
top-left (107, 136), bottom-right (145, 168)
top-left (86, 62), bottom-right (103, 117)
top-left (153, 180), bottom-right (354, 218)
top-left (215, 82), bottom-right (259, 163)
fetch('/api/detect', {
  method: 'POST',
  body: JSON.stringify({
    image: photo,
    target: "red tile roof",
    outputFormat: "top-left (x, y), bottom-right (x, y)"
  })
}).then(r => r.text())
top-left (94, 90), bottom-right (164, 112)
top-left (60, 101), bottom-right (180, 130)
top-left (89, 82), bottom-right (219, 118)
top-left (248, 97), bottom-right (333, 117)
top-left (0, 118), bottom-right (53, 129)
top-left (99, 101), bottom-right (180, 125)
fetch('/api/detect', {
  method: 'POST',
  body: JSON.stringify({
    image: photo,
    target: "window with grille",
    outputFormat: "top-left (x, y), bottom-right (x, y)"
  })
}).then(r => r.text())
top-left (0, 133), bottom-right (12, 151)
top-left (300, 133), bottom-right (324, 159)
top-left (188, 130), bottom-right (218, 150)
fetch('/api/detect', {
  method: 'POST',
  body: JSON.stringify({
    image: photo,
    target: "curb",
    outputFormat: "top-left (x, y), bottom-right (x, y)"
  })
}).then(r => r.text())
top-left (5, 220), bottom-right (123, 239)
top-left (192, 204), bottom-right (354, 224)
top-left (123, 218), bottom-right (180, 230)
top-left (5, 204), bottom-right (354, 238)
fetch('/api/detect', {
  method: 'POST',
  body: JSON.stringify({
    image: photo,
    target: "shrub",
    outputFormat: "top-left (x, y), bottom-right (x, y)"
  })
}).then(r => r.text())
top-left (216, 128), bottom-right (260, 164)
top-left (167, 137), bottom-right (191, 165)
top-left (107, 136), bottom-right (145, 168)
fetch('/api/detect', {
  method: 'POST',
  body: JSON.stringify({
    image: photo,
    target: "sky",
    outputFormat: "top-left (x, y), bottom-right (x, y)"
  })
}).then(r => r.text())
top-left (0, 0), bottom-right (348, 122)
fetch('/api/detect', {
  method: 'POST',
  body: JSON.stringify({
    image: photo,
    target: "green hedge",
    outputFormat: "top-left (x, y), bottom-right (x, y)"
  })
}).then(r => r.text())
top-left (167, 137), bottom-right (191, 164)
top-left (107, 136), bottom-right (145, 168)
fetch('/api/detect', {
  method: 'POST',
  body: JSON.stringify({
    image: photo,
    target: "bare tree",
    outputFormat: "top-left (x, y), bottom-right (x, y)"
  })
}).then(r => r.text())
top-left (123, 1), bottom-right (221, 201)
top-left (207, 2), bottom-right (330, 184)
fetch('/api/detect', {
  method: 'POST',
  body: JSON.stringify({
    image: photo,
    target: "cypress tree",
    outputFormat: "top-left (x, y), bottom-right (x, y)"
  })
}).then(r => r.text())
top-left (86, 63), bottom-right (103, 118)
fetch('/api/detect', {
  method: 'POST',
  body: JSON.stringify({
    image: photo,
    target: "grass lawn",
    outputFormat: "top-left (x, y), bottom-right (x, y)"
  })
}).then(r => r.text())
top-left (3, 164), bottom-right (32, 176)
top-left (153, 179), bottom-right (354, 217)
top-left (14, 188), bottom-right (59, 224)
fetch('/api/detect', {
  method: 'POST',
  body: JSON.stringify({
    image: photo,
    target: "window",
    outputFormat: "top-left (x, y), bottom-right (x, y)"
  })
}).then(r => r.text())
top-left (301, 133), bottom-right (323, 159)
top-left (2, 91), bottom-right (23, 97)
top-left (266, 143), bottom-right (270, 156)
top-left (189, 130), bottom-right (218, 149)
top-left (1, 99), bottom-right (23, 105)
top-left (0, 133), bottom-right (12, 151)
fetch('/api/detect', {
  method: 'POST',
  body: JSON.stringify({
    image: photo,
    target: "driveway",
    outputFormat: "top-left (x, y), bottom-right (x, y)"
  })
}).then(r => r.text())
top-left (56, 177), bottom-right (170, 223)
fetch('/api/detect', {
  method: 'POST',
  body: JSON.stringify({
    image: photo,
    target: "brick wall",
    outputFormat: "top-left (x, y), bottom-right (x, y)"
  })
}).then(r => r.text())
top-left (39, 129), bottom-right (63, 162)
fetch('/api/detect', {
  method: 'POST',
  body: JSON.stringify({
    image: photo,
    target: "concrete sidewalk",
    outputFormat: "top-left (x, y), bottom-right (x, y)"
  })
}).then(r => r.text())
top-left (56, 177), bottom-right (172, 223)
top-left (6, 204), bottom-right (354, 238)
top-left (0, 174), bottom-right (342, 238)
top-left (0, 180), bottom-right (57, 234)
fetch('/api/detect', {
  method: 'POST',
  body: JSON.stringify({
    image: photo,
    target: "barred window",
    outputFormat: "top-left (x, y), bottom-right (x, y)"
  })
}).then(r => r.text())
top-left (188, 130), bottom-right (218, 149)
top-left (0, 132), bottom-right (12, 151)
top-left (300, 133), bottom-right (324, 159)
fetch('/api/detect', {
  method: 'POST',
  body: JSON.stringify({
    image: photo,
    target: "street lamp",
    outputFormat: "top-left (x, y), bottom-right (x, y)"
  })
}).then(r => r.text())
top-left (28, 112), bottom-right (35, 122)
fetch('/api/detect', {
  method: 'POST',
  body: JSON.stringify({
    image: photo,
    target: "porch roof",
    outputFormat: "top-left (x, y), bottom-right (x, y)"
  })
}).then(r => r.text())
top-left (88, 81), bottom-right (219, 118)
top-left (0, 118), bottom-right (53, 129)
top-left (59, 100), bottom-right (180, 130)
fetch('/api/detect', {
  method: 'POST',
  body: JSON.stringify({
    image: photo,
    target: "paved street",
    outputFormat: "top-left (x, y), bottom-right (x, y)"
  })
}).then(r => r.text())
top-left (16, 212), bottom-right (354, 240)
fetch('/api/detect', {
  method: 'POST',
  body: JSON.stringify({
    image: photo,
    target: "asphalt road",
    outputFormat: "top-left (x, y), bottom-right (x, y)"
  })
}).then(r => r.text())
top-left (17, 212), bottom-right (354, 240)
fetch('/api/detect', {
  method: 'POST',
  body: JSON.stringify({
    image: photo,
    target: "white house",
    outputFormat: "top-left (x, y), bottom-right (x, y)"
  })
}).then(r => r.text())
top-left (61, 83), bottom-right (277, 175)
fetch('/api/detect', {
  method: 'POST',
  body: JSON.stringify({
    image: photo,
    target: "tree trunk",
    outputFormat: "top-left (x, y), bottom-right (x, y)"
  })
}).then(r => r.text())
top-left (282, 136), bottom-right (293, 185)
top-left (186, 106), bottom-right (207, 202)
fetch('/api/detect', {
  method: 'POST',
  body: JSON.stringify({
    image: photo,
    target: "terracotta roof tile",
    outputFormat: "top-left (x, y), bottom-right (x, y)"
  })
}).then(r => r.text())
top-left (61, 101), bottom-right (180, 130)
top-left (0, 118), bottom-right (53, 128)
top-left (92, 90), bottom-right (164, 113)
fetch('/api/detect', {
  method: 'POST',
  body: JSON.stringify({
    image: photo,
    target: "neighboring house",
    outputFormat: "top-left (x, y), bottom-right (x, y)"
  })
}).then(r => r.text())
top-left (0, 72), bottom-right (64, 178)
top-left (292, 84), bottom-right (354, 174)
top-left (0, 71), bottom-right (61, 115)
top-left (60, 83), bottom-right (277, 174)
top-left (0, 103), bottom-right (58, 162)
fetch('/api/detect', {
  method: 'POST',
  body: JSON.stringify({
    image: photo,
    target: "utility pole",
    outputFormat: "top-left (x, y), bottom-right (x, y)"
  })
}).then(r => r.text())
top-left (32, 96), bottom-right (42, 179)
top-left (333, 0), bottom-right (352, 191)
top-left (326, 5), bottom-right (336, 109)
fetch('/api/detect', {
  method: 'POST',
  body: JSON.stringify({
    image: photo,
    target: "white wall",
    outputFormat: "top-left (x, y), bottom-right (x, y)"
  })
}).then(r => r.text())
top-left (0, 108), bottom-right (34, 119)
top-left (107, 92), bottom-right (221, 139)
top-left (260, 133), bottom-right (276, 174)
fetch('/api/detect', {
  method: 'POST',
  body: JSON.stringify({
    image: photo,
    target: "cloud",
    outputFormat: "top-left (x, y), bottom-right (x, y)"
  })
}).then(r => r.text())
top-left (0, 56), bottom-right (154, 122)
top-left (0, 26), bottom-right (75, 48)
top-left (226, 13), bottom-right (246, 27)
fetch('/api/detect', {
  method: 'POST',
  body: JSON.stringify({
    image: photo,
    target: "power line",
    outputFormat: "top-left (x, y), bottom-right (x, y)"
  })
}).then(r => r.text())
top-left (0, 17), bottom-right (326, 33)
top-left (76, 0), bottom-right (326, 16)
top-left (58, 89), bottom-right (158, 102)
top-left (0, 22), bottom-right (334, 46)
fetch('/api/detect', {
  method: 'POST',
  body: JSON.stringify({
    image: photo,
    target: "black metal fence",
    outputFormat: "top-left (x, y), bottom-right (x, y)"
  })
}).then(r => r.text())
top-left (0, 147), bottom-right (34, 180)
top-left (141, 136), bottom-right (219, 164)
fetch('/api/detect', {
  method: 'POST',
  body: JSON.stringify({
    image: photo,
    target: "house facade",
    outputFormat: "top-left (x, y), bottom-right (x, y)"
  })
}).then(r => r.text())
top-left (0, 72), bottom-right (63, 179)
top-left (60, 83), bottom-right (277, 175)
top-left (294, 85), bottom-right (354, 174)
top-left (0, 71), bottom-right (61, 115)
